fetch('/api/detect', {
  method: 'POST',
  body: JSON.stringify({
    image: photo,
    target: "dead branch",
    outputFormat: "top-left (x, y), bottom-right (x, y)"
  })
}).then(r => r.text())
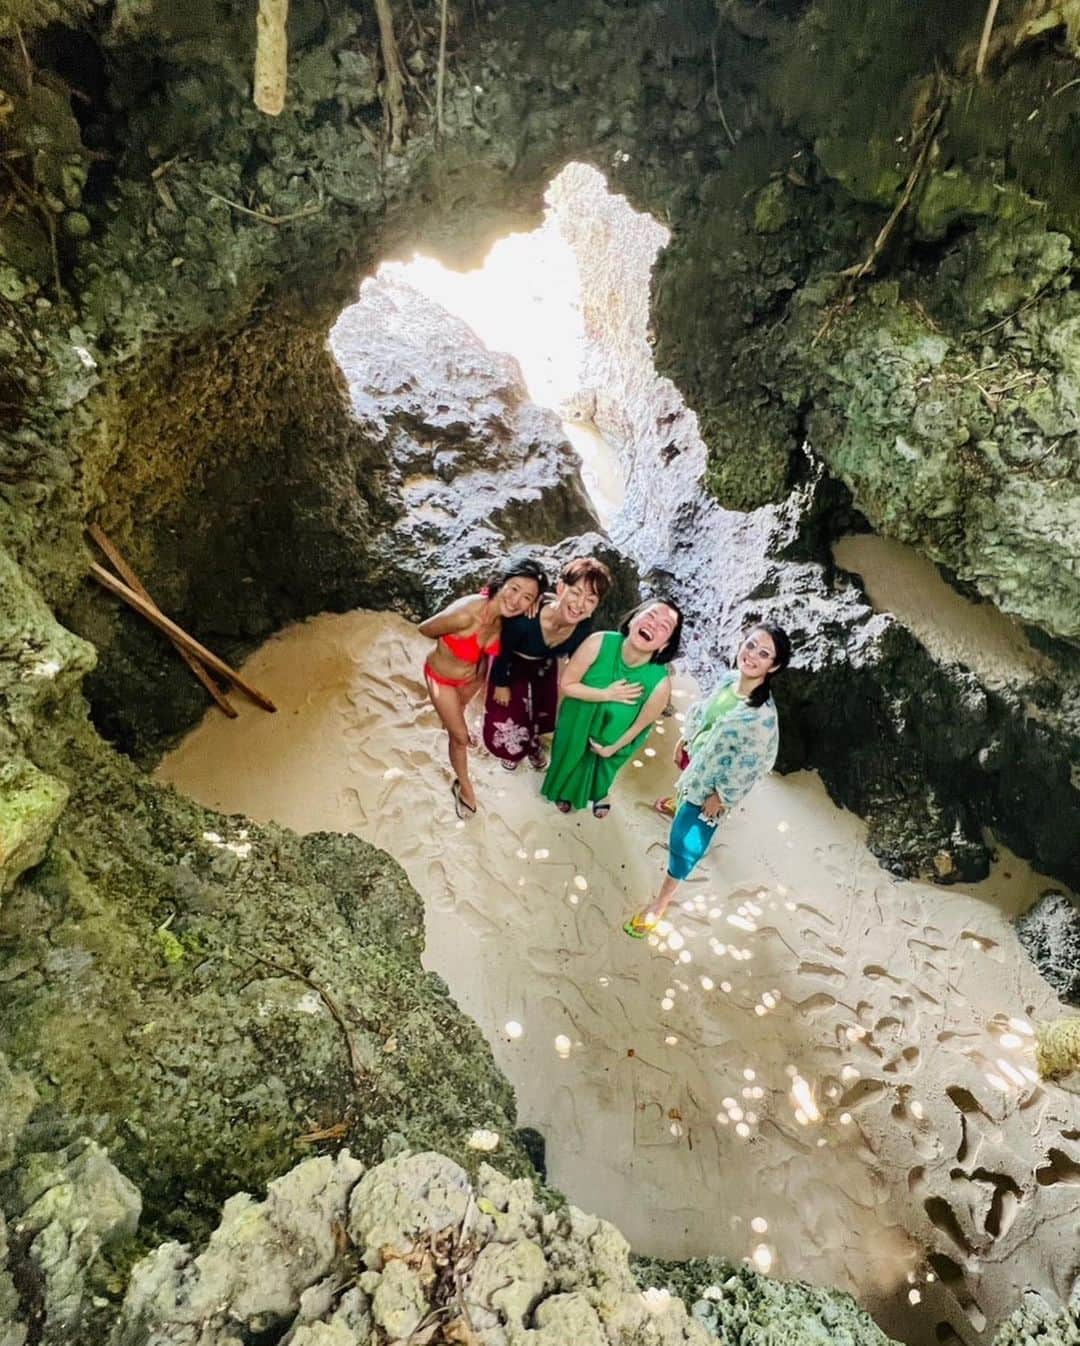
top-left (88, 523), bottom-right (237, 718)
top-left (297, 1120), bottom-right (350, 1143)
top-left (710, 34), bottom-right (736, 148)
top-left (88, 562), bottom-right (277, 710)
top-left (846, 102), bottom-right (945, 285)
top-left (373, 0), bottom-right (408, 152)
top-left (435, 0), bottom-right (449, 140)
top-left (813, 98), bottom-right (946, 345)
top-left (975, 0), bottom-right (1001, 79)
top-left (240, 946), bottom-right (367, 1089)
top-left (188, 179), bottom-right (323, 225)
top-left (13, 23), bottom-right (32, 95)
top-left (254, 0), bottom-right (289, 115)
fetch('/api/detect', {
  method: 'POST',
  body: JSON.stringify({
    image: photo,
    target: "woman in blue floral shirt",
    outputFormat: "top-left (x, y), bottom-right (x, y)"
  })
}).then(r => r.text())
top-left (623, 622), bottom-right (792, 938)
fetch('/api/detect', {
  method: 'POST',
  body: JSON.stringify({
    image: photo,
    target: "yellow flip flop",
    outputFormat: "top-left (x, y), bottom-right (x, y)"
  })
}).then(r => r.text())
top-left (622, 912), bottom-right (658, 939)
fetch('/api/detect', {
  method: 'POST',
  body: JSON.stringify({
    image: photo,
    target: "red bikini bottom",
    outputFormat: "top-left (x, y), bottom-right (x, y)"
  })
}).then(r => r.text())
top-left (424, 660), bottom-right (478, 690)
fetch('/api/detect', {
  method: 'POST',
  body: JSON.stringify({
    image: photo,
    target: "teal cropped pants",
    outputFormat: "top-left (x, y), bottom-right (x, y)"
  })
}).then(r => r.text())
top-left (667, 800), bottom-right (722, 881)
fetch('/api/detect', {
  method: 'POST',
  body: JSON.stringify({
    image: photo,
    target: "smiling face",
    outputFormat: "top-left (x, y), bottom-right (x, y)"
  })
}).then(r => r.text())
top-left (498, 575), bottom-right (541, 618)
top-left (627, 602), bottom-right (679, 655)
top-left (555, 578), bottom-right (601, 625)
top-left (736, 626), bottom-right (779, 679)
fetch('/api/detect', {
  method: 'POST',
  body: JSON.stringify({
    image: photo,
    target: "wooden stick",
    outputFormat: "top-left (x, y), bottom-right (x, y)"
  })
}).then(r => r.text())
top-left (89, 562), bottom-right (277, 713)
top-left (435, 0), bottom-right (449, 140)
top-left (373, 0), bottom-right (408, 152)
top-left (254, 0), bottom-right (289, 115)
top-left (88, 524), bottom-right (237, 719)
top-left (975, 0), bottom-right (1000, 80)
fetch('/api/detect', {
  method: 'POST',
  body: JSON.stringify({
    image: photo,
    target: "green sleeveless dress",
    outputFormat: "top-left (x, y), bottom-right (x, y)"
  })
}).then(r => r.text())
top-left (541, 631), bottom-right (669, 812)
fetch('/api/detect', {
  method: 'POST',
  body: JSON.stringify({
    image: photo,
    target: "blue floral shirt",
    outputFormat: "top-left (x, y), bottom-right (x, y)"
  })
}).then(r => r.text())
top-left (675, 669), bottom-right (779, 808)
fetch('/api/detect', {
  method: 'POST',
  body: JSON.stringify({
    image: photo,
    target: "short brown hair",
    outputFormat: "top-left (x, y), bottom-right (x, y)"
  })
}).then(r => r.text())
top-left (560, 556), bottom-right (612, 599)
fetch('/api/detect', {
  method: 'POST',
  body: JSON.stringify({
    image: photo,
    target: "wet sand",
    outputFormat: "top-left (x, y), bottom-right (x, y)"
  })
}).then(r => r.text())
top-left (157, 610), bottom-right (1080, 1345)
top-left (833, 536), bottom-right (1052, 691)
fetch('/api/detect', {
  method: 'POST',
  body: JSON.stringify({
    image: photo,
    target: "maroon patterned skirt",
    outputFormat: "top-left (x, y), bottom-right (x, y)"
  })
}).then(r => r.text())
top-left (483, 655), bottom-right (559, 762)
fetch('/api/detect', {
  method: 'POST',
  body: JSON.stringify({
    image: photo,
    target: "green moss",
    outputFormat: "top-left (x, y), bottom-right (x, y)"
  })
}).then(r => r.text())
top-left (632, 1255), bottom-right (897, 1345)
top-left (0, 724), bottom-right (535, 1246)
top-left (0, 755), bottom-right (68, 894)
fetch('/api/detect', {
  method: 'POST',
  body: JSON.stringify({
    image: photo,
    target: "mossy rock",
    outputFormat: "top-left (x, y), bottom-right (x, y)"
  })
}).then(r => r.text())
top-left (0, 755), bottom-right (69, 896)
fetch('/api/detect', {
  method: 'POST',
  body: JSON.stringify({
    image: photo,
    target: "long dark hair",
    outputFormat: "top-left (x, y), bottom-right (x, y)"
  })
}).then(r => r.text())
top-left (620, 598), bottom-right (684, 665)
top-left (740, 621), bottom-right (792, 707)
top-left (487, 558), bottom-right (548, 598)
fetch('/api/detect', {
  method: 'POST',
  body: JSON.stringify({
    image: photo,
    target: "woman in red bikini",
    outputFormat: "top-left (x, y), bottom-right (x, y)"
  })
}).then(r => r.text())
top-left (419, 560), bottom-right (547, 818)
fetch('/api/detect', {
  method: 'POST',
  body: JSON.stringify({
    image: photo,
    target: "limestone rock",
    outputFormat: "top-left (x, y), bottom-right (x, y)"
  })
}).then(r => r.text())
top-left (110, 1150), bottom-right (363, 1346)
top-left (0, 545), bottom-right (96, 743)
top-left (992, 1287), bottom-right (1080, 1346)
top-left (111, 1151), bottom-right (870, 1346)
top-left (371, 1257), bottom-right (426, 1338)
top-left (0, 1052), bottom-right (37, 1175)
top-left (0, 1212), bottom-right (27, 1346)
top-left (347, 1151), bottom-right (470, 1268)
top-left (0, 756), bottom-right (68, 896)
top-left (10, 1138), bottom-right (141, 1343)
top-left (1015, 891), bottom-right (1080, 1007)
top-left (632, 1257), bottom-right (897, 1346)
top-left (331, 275), bottom-right (600, 610)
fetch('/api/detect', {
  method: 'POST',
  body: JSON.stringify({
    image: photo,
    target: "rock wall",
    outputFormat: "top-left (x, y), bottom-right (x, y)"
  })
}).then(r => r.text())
top-left (550, 155), bottom-right (1080, 891)
top-left (1, 0), bottom-right (1080, 1341)
top-left (103, 1148), bottom-right (894, 1346)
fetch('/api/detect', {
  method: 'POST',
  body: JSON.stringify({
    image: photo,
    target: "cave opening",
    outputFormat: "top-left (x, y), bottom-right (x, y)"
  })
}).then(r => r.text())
top-left (328, 161), bottom-right (650, 535)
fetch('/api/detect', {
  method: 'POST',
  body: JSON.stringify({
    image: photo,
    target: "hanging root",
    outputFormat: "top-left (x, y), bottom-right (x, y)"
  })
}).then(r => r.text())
top-left (254, 0), bottom-right (289, 116)
top-left (1035, 1017), bottom-right (1080, 1081)
top-left (373, 0), bottom-right (408, 152)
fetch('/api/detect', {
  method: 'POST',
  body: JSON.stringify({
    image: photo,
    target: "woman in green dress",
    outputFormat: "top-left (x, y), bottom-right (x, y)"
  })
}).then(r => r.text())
top-left (541, 599), bottom-right (683, 817)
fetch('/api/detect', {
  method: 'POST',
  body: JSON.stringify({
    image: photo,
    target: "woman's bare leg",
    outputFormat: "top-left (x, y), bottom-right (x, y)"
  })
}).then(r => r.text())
top-left (426, 676), bottom-right (477, 808)
top-left (642, 872), bottom-right (680, 924)
top-left (455, 677), bottom-right (486, 802)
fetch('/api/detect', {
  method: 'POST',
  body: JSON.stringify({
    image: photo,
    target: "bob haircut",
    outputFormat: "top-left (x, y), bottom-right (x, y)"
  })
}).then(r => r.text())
top-left (559, 556), bottom-right (613, 600)
top-left (619, 598), bottom-right (684, 665)
top-left (487, 558), bottom-right (549, 598)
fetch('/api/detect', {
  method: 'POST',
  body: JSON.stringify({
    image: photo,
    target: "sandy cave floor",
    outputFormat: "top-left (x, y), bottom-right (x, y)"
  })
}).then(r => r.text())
top-left (156, 610), bottom-right (1080, 1346)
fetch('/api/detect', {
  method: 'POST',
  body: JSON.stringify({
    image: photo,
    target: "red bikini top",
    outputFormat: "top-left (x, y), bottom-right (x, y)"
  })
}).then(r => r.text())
top-left (442, 629), bottom-right (500, 664)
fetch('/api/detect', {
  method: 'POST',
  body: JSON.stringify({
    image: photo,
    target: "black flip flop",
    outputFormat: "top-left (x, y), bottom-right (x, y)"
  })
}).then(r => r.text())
top-left (452, 778), bottom-right (477, 819)
top-left (592, 800), bottom-right (612, 819)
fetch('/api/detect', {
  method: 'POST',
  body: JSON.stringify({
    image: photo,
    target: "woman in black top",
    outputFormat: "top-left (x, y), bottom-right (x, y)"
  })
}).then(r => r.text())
top-left (483, 557), bottom-right (613, 771)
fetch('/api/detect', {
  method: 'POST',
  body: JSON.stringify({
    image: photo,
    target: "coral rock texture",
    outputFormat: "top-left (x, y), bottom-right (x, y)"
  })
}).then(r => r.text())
top-left (109, 1150), bottom-right (895, 1346)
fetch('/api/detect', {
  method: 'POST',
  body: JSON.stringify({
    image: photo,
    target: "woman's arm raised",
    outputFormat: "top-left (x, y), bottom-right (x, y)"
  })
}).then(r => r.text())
top-left (590, 678), bottom-right (671, 756)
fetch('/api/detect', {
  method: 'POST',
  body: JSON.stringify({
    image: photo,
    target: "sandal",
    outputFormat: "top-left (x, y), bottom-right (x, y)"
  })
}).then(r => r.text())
top-left (592, 799), bottom-right (611, 819)
top-left (527, 748), bottom-right (548, 771)
top-left (555, 799), bottom-right (572, 814)
top-left (653, 796), bottom-right (676, 819)
top-left (500, 760), bottom-right (518, 772)
top-left (452, 778), bottom-right (477, 819)
top-left (622, 911), bottom-right (659, 939)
